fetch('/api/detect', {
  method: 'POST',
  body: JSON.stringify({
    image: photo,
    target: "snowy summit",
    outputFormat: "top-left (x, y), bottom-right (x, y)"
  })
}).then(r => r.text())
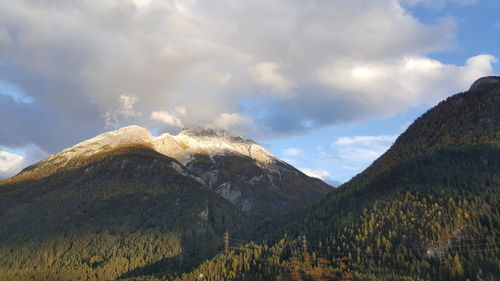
top-left (19, 126), bottom-right (277, 177)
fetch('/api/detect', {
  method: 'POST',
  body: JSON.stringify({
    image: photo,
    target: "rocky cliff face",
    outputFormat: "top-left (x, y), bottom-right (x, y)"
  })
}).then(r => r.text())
top-left (184, 152), bottom-right (331, 219)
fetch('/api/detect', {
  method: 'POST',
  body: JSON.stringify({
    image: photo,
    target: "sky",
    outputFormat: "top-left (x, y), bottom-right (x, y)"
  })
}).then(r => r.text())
top-left (0, 0), bottom-right (498, 183)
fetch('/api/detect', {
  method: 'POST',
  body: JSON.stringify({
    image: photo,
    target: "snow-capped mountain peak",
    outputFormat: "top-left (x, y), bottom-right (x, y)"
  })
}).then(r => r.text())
top-left (10, 125), bottom-right (331, 219)
top-left (154, 128), bottom-right (275, 165)
top-left (19, 126), bottom-right (276, 177)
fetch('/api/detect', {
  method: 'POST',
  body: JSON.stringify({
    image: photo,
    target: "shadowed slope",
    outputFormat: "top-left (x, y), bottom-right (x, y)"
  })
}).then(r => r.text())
top-left (0, 145), bottom-right (246, 281)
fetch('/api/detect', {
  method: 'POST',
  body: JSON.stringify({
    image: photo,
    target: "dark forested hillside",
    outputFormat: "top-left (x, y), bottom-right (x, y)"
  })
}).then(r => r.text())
top-left (0, 145), bottom-right (246, 281)
top-left (272, 80), bottom-right (500, 237)
top-left (144, 145), bottom-right (499, 281)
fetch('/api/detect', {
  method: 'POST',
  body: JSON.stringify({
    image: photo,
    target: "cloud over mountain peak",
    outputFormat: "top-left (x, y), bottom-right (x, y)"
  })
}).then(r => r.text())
top-left (0, 0), bottom-right (495, 157)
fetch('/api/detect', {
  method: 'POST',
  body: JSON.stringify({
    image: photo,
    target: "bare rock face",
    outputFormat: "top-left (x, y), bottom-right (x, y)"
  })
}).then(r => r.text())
top-left (184, 152), bottom-right (332, 219)
top-left (469, 76), bottom-right (500, 90)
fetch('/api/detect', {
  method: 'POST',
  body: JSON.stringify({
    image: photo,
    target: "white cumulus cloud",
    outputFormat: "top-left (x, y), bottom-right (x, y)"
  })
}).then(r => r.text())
top-left (0, 0), bottom-right (495, 153)
top-left (333, 134), bottom-right (398, 165)
top-left (0, 144), bottom-right (48, 179)
top-left (212, 113), bottom-right (251, 130)
top-left (151, 109), bottom-right (185, 128)
top-left (299, 168), bottom-right (340, 186)
top-left (317, 55), bottom-right (497, 119)
top-left (300, 168), bottom-right (330, 180)
top-left (103, 94), bottom-right (142, 128)
top-left (283, 148), bottom-right (301, 157)
top-left (210, 112), bottom-right (272, 138)
top-left (0, 150), bottom-right (24, 178)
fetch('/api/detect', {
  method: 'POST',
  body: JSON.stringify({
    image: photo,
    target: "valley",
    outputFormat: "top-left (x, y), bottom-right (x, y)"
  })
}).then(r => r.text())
top-left (0, 77), bottom-right (499, 281)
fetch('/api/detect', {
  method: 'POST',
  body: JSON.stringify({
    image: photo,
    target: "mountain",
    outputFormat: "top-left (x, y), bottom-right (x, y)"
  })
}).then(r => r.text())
top-left (169, 128), bottom-right (332, 219)
top-left (0, 126), bottom-right (331, 281)
top-left (163, 77), bottom-right (500, 281)
top-left (3, 76), bottom-right (498, 281)
top-left (0, 144), bottom-right (245, 281)
top-left (9, 126), bottom-right (331, 220)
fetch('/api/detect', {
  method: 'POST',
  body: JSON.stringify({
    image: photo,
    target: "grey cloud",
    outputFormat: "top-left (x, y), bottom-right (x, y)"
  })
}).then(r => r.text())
top-left (0, 63), bottom-right (102, 152)
top-left (0, 144), bottom-right (48, 179)
top-left (401, 0), bottom-right (478, 8)
top-left (0, 0), bottom-right (495, 157)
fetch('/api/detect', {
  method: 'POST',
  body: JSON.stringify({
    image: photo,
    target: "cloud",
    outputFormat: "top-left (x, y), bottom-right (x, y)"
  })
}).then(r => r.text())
top-left (210, 112), bottom-right (273, 138)
top-left (401, 0), bottom-right (478, 8)
top-left (0, 0), bottom-right (495, 155)
top-left (118, 95), bottom-right (141, 118)
top-left (317, 54), bottom-right (496, 117)
top-left (333, 134), bottom-right (397, 166)
top-left (300, 168), bottom-right (341, 186)
top-left (0, 144), bottom-right (48, 179)
top-left (132, 0), bottom-right (153, 9)
top-left (0, 81), bottom-right (33, 104)
top-left (0, 150), bottom-right (24, 178)
top-left (335, 135), bottom-right (398, 147)
top-left (174, 106), bottom-right (187, 116)
top-left (249, 62), bottom-right (293, 95)
top-left (102, 94), bottom-right (142, 128)
top-left (300, 168), bottom-right (330, 180)
top-left (103, 94), bottom-right (142, 128)
top-left (151, 106), bottom-right (186, 128)
top-left (283, 147), bottom-right (301, 157)
top-left (307, 134), bottom-right (397, 182)
top-left (212, 113), bottom-right (249, 129)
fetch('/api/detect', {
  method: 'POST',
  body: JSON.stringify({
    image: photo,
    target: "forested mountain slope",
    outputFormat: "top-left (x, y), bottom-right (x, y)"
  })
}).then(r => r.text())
top-left (0, 145), bottom-right (246, 281)
top-left (273, 75), bottom-right (500, 237)
top-left (0, 124), bottom-right (331, 281)
top-left (160, 77), bottom-right (500, 281)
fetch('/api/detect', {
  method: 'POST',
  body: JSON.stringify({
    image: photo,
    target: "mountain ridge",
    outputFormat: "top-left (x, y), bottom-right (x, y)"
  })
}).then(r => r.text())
top-left (1, 126), bottom-right (332, 220)
top-left (11, 126), bottom-right (277, 181)
top-left (337, 77), bottom-right (500, 193)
